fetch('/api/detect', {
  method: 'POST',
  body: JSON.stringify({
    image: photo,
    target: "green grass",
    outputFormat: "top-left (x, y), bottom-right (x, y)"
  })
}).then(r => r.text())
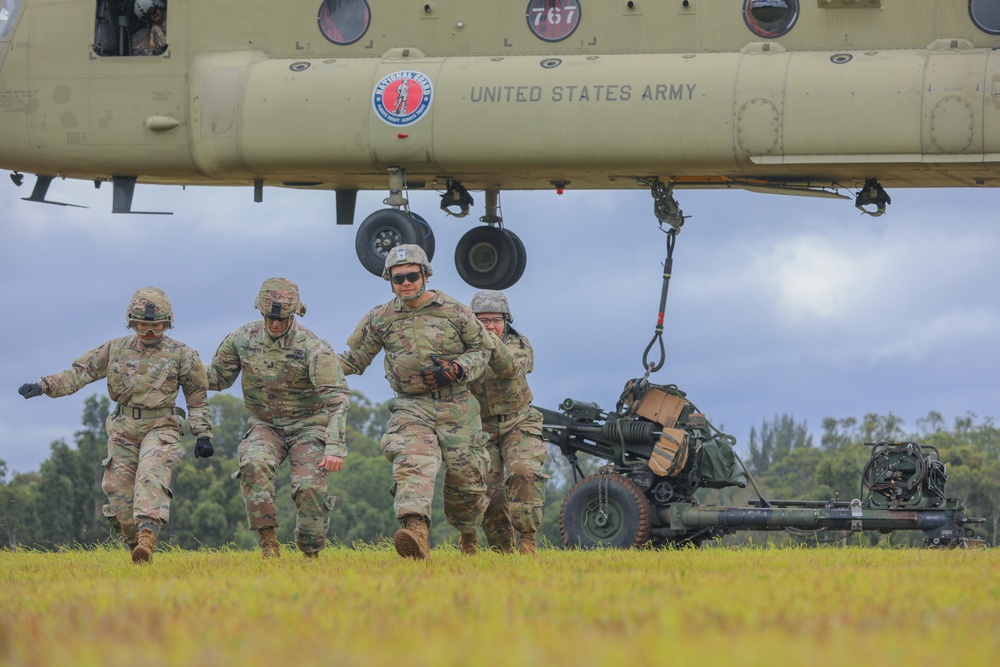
top-left (1, 544), bottom-right (998, 667)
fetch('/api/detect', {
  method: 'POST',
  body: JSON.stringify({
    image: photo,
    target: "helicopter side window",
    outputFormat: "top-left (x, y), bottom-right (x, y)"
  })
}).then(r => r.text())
top-left (969, 0), bottom-right (1000, 35)
top-left (743, 0), bottom-right (798, 39)
top-left (93, 0), bottom-right (167, 57)
top-left (525, 0), bottom-right (580, 43)
top-left (1, 0), bottom-right (23, 39)
top-left (318, 0), bottom-right (371, 45)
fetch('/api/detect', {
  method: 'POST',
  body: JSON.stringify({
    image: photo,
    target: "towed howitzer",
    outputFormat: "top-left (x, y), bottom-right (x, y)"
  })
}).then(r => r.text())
top-left (537, 378), bottom-right (986, 548)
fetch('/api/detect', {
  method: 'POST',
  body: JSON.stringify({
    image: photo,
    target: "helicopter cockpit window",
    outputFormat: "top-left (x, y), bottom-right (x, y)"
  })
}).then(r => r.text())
top-left (969, 0), bottom-right (1000, 35)
top-left (743, 0), bottom-right (798, 39)
top-left (93, 0), bottom-right (167, 57)
top-left (525, 0), bottom-right (580, 43)
top-left (318, 0), bottom-right (371, 45)
top-left (1, 0), bottom-right (22, 40)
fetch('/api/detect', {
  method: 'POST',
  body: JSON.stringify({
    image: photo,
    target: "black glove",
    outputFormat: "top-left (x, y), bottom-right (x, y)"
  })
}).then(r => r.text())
top-left (18, 383), bottom-right (44, 399)
top-left (420, 355), bottom-right (463, 390)
top-left (194, 437), bottom-right (214, 459)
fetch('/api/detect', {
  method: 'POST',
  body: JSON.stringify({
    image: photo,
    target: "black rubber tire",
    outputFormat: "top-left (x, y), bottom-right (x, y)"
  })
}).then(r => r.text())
top-left (496, 229), bottom-right (527, 289)
top-left (454, 226), bottom-right (519, 289)
top-left (409, 211), bottom-right (435, 262)
top-left (355, 209), bottom-right (423, 276)
top-left (560, 474), bottom-right (652, 549)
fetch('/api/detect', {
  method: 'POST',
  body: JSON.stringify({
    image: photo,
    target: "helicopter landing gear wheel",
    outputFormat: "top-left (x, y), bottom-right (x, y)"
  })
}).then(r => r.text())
top-left (454, 226), bottom-right (524, 289)
top-left (560, 473), bottom-right (652, 549)
top-left (409, 211), bottom-right (436, 263)
top-left (355, 209), bottom-right (435, 276)
top-left (497, 229), bottom-right (527, 289)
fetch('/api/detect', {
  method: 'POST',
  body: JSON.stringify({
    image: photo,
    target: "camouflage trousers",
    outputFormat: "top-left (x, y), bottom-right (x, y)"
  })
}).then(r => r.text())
top-left (233, 422), bottom-right (334, 554)
top-left (381, 390), bottom-right (489, 533)
top-left (481, 407), bottom-right (549, 549)
top-left (101, 413), bottom-right (185, 545)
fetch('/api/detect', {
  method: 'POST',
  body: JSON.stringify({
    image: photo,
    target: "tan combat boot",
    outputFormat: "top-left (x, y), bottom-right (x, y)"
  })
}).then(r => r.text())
top-left (131, 527), bottom-right (157, 564)
top-left (459, 532), bottom-right (479, 555)
top-left (518, 532), bottom-right (537, 555)
top-left (394, 515), bottom-right (431, 560)
top-left (259, 527), bottom-right (280, 559)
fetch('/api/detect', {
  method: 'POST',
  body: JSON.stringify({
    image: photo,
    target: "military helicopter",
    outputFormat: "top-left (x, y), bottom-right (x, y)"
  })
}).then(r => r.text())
top-left (2, 0), bottom-right (1000, 289)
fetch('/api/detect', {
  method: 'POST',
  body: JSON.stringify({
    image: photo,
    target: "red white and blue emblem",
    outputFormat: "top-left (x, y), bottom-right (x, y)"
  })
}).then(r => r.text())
top-left (373, 70), bottom-right (433, 127)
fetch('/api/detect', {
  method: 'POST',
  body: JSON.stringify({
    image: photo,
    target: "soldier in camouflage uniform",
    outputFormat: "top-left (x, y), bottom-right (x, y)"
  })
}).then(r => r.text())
top-left (339, 244), bottom-right (490, 560)
top-left (131, 0), bottom-right (167, 56)
top-left (468, 291), bottom-right (548, 555)
top-left (17, 287), bottom-right (214, 564)
top-left (208, 277), bottom-right (349, 559)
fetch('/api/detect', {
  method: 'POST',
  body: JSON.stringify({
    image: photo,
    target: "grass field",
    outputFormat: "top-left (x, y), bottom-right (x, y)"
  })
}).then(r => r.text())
top-left (1, 543), bottom-right (997, 667)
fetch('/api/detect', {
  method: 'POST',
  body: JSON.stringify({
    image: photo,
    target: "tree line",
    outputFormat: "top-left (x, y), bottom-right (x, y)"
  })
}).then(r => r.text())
top-left (1, 394), bottom-right (997, 549)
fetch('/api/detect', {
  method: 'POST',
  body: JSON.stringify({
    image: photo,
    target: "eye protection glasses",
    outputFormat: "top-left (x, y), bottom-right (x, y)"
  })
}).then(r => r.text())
top-left (391, 271), bottom-right (422, 285)
top-left (477, 317), bottom-right (506, 326)
top-left (133, 321), bottom-right (167, 334)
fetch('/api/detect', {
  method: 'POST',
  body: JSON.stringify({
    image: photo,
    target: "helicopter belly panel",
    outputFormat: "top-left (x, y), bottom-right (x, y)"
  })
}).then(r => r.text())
top-left (922, 50), bottom-right (987, 157)
top-left (188, 47), bottom-right (999, 185)
top-left (193, 53), bottom-right (430, 180)
top-left (429, 53), bottom-right (739, 176)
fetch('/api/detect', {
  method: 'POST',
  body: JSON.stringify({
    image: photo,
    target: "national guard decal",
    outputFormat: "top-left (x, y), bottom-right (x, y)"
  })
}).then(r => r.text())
top-left (373, 71), bottom-right (433, 127)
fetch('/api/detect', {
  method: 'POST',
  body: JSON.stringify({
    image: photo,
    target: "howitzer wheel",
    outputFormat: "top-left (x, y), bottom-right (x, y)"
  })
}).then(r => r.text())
top-left (560, 473), bottom-right (652, 549)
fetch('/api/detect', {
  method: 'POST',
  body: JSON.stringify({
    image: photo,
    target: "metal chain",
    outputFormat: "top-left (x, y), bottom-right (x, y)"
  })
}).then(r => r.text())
top-left (597, 465), bottom-right (613, 522)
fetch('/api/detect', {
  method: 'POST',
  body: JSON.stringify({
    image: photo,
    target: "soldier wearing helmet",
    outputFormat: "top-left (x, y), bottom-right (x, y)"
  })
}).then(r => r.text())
top-left (340, 244), bottom-right (490, 560)
top-left (131, 0), bottom-right (167, 56)
top-left (467, 290), bottom-right (548, 555)
top-left (208, 277), bottom-right (349, 560)
top-left (17, 287), bottom-right (213, 565)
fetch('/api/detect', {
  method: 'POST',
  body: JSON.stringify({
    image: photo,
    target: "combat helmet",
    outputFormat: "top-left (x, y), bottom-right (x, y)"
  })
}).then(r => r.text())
top-left (126, 286), bottom-right (173, 328)
top-left (470, 290), bottom-right (513, 323)
top-left (134, 0), bottom-right (165, 21)
top-left (254, 277), bottom-right (307, 319)
top-left (383, 244), bottom-right (433, 280)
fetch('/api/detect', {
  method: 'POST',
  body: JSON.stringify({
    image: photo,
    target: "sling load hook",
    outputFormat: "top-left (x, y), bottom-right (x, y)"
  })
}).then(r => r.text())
top-left (638, 177), bottom-right (684, 374)
top-left (641, 228), bottom-right (677, 374)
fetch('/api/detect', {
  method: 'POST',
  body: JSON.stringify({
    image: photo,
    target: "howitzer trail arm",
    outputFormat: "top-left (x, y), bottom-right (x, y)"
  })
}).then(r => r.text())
top-left (669, 504), bottom-right (979, 546)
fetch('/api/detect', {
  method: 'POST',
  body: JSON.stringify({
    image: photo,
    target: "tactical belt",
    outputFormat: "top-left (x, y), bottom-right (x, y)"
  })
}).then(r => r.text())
top-left (482, 413), bottom-right (513, 422)
top-left (115, 404), bottom-right (186, 419)
top-left (431, 384), bottom-right (470, 400)
top-left (399, 385), bottom-right (467, 400)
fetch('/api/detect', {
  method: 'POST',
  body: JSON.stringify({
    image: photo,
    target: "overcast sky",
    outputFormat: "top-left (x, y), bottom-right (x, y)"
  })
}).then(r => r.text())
top-left (2, 174), bottom-right (999, 475)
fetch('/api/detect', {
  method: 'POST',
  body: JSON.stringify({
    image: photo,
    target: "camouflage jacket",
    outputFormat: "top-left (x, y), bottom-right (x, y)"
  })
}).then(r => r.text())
top-left (469, 329), bottom-right (535, 418)
top-left (207, 320), bottom-right (349, 457)
top-left (39, 335), bottom-right (212, 437)
top-left (339, 291), bottom-right (489, 395)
